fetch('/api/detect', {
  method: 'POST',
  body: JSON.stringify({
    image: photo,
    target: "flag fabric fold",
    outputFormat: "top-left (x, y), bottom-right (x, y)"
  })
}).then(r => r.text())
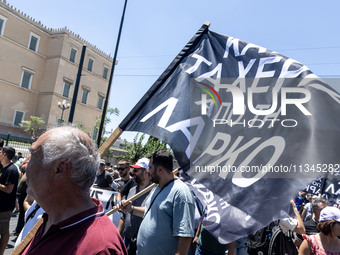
top-left (119, 23), bottom-right (340, 243)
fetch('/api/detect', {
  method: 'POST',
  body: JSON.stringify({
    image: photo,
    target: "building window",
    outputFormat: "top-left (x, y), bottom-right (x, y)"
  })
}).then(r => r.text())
top-left (28, 32), bottom-right (40, 52)
top-left (87, 58), bottom-right (94, 72)
top-left (13, 110), bottom-right (25, 126)
top-left (69, 48), bottom-right (77, 63)
top-left (0, 15), bottom-right (7, 36)
top-left (20, 71), bottom-right (33, 89)
top-left (92, 127), bottom-right (98, 140)
top-left (81, 90), bottom-right (89, 104)
top-left (0, 19), bottom-right (3, 35)
top-left (62, 81), bottom-right (72, 98)
top-left (97, 96), bottom-right (104, 109)
top-left (103, 67), bottom-right (108, 79)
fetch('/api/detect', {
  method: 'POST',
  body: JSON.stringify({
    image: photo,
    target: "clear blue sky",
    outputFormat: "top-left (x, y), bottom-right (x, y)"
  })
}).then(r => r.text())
top-left (7, 0), bottom-right (340, 141)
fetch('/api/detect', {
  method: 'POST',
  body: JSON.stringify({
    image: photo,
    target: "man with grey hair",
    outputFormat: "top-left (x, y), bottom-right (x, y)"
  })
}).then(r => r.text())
top-left (305, 197), bottom-right (329, 234)
top-left (295, 197), bottom-right (329, 247)
top-left (23, 126), bottom-right (127, 255)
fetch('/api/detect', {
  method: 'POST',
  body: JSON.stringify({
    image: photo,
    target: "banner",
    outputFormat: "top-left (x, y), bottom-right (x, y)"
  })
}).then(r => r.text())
top-left (90, 187), bottom-right (121, 226)
top-left (119, 23), bottom-right (340, 243)
top-left (304, 177), bottom-right (340, 205)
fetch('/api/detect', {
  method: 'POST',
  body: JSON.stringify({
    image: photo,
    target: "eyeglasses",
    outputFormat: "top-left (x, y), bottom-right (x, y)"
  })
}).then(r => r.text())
top-left (117, 167), bottom-right (129, 171)
top-left (100, 163), bottom-right (105, 166)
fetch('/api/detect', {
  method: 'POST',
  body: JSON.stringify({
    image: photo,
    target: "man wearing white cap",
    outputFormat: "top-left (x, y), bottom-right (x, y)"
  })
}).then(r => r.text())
top-left (117, 158), bottom-right (152, 255)
top-left (116, 158), bottom-right (150, 205)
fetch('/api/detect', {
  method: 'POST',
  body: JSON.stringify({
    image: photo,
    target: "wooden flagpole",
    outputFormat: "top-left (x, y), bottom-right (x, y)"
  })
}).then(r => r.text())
top-left (98, 126), bottom-right (123, 156)
top-left (10, 218), bottom-right (43, 255)
top-left (107, 168), bottom-right (179, 216)
top-left (107, 183), bottom-right (157, 216)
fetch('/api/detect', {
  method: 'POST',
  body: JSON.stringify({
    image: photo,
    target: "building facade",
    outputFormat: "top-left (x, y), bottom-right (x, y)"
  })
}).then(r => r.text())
top-left (0, 0), bottom-right (113, 140)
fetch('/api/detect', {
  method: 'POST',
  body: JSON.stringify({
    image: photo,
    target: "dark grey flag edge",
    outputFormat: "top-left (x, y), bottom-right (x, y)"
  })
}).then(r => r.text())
top-left (119, 22), bottom-right (209, 132)
top-left (119, 22), bottom-right (210, 169)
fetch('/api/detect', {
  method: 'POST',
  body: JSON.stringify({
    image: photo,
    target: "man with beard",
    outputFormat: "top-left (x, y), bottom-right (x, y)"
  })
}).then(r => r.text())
top-left (117, 158), bottom-right (152, 255)
top-left (114, 160), bottom-right (131, 189)
top-left (120, 150), bottom-right (195, 255)
top-left (113, 159), bottom-right (135, 202)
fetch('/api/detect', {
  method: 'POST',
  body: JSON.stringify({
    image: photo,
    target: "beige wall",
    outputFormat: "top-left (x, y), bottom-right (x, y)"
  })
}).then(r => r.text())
top-left (0, 2), bottom-right (112, 139)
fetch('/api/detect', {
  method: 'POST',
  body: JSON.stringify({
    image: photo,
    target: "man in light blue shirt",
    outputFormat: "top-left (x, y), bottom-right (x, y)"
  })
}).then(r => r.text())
top-left (118, 150), bottom-right (195, 255)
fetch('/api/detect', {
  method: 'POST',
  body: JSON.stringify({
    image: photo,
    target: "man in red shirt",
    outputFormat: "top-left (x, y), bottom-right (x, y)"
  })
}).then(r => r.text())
top-left (21, 126), bottom-right (127, 255)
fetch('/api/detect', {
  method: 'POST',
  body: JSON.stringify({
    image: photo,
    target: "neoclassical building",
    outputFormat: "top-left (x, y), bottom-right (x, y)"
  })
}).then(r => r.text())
top-left (0, 0), bottom-right (113, 140)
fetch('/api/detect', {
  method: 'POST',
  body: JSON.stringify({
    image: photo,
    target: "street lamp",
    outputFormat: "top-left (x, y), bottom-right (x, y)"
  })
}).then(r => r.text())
top-left (58, 100), bottom-right (70, 125)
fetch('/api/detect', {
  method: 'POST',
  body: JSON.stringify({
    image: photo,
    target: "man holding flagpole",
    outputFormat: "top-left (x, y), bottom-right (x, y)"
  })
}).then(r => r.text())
top-left (118, 150), bottom-right (195, 255)
top-left (138, 150), bottom-right (195, 254)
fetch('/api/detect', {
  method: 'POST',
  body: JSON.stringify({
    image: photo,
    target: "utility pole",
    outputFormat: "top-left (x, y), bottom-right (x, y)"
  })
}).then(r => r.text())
top-left (97, 0), bottom-right (128, 147)
top-left (68, 45), bottom-right (86, 123)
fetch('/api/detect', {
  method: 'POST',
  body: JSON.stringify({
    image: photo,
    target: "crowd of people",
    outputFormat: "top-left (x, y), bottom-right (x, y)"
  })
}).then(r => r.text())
top-left (0, 127), bottom-right (340, 255)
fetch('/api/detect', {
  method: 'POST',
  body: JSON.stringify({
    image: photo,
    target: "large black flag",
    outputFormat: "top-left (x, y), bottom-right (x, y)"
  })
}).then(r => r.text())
top-left (119, 23), bottom-right (340, 243)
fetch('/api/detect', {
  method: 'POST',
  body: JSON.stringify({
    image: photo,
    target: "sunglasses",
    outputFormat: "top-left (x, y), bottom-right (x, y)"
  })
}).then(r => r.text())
top-left (131, 168), bottom-right (143, 173)
top-left (117, 167), bottom-right (129, 171)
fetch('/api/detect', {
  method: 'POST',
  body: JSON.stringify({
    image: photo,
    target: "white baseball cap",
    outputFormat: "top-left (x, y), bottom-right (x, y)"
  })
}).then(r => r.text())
top-left (130, 158), bottom-right (149, 169)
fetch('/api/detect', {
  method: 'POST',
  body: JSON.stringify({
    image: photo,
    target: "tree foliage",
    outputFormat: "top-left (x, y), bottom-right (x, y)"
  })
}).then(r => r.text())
top-left (94, 107), bottom-right (119, 144)
top-left (118, 133), bottom-right (171, 164)
top-left (95, 107), bottom-right (119, 130)
top-left (143, 136), bottom-right (169, 157)
top-left (73, 122), bottom-right (90, 134)
top-left (20, 116), bottom-right (45, 140)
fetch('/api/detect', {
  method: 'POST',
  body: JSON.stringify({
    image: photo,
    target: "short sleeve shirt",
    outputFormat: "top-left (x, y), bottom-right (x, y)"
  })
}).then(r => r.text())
top-left (93, 171), bottom-right (112, 188)
top-left (0, 163), bottom-right (19, 211)
top-left (137, 179), bottom-right (195, 255)
top-left (279, 217), bottom-right (297, 234)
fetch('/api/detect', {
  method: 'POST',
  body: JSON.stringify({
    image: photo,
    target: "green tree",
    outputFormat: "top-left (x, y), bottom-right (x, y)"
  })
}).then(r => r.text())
top-left (73, 122), bottom-right (90, 134)
top-left (94, 107), bottom-right (119, 143)
top-left (144, 136), bottom-right (169, 156)
top-left (20, 116), bottom-right (45, 140)
top-left (118, 133), bottom-right (171, 163)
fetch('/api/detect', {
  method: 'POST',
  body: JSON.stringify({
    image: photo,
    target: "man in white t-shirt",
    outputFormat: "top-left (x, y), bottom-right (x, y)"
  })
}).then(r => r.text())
top-left (279, 200), bottom-right (305, 235)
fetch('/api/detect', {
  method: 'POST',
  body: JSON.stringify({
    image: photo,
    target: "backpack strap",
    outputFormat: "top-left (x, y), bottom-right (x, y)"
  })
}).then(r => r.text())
top-left (268, 224), bottom-right (282, 255)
